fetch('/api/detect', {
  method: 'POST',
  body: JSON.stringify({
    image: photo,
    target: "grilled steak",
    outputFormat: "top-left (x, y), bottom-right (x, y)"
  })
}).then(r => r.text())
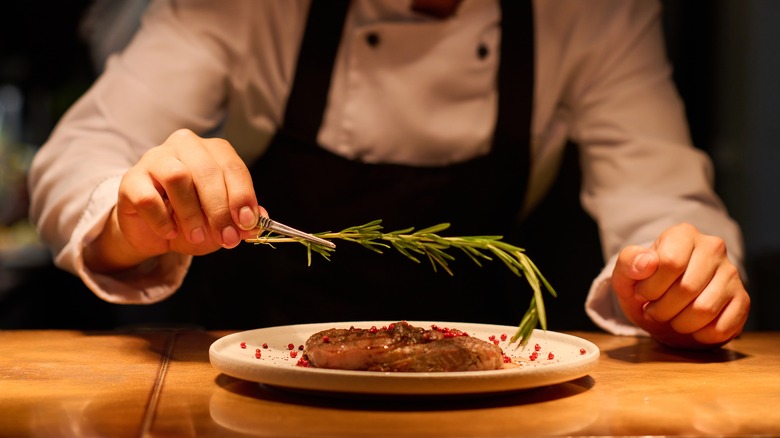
top-left (303, 321), bottom-right (503, 372)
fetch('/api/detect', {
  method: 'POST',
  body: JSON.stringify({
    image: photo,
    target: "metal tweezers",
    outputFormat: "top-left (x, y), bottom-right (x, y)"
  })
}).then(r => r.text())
top-left (256, 216), bottom-right (336, 248)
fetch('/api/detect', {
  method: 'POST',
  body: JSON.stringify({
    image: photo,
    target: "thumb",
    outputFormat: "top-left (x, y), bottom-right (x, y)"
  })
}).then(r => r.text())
top-left (611, 246), bottom-right (659, 302)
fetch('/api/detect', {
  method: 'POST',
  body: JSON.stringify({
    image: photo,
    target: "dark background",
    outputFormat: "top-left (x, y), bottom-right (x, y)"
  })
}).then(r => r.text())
top-left (1, 1), bottom-right (778, 331)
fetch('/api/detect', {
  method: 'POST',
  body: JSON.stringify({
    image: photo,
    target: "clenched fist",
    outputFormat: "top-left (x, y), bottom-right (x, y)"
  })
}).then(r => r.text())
top-left (612, 223), bottom-right (750, 349)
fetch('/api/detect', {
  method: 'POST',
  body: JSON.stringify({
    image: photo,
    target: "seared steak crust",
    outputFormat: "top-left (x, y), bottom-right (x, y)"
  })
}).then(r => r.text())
top-left (303, 321), bottom-right (503, 372)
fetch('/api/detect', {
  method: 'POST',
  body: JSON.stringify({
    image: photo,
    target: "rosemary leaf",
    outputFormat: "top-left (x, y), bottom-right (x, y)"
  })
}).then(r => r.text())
top-left (510, 297), bottom-right (539, 344)
top-left (414, 223), bottom-right (452, 235)
top-left (388, 226), bottom-right (416, 235)
top-left (458, 247), bottom-right (487, 267)
top-left (390, 240), bottom-right (422, 264)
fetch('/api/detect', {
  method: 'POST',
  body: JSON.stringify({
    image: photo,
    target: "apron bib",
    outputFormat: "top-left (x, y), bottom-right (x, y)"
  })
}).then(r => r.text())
top-left (182, 0), bottom-right (537, 328)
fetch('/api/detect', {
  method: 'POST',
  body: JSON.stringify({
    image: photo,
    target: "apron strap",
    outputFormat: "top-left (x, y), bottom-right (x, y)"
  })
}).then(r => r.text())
top-left (281, 0), bottom-right (350, 145)
top-left (495, 0), bottom-right (533, 203)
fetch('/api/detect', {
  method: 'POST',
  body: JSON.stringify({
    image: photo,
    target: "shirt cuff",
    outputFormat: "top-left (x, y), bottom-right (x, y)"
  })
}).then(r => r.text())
top-left (585, 254), bottom-right (650, 337)
top-left (54, 174), bottom-right (191, 304)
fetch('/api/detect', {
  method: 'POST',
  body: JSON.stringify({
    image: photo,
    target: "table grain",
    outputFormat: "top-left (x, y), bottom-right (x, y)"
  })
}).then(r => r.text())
top-left (2, 330), bottom-right (778, 437)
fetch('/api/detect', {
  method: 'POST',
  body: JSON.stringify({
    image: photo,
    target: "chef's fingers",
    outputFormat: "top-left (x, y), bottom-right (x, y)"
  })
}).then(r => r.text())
top-left (146, 158), bottom-right (207, 245)
top-left (633, 224), bottom-right (696, 302)
top-left (118, 161), bottom-right (177, 240)
top-left (670, 260), bottom-right (745, 336)
top-left (642, 234), bottom-right (723, 323)
top-left (612, 245), bottom-right (659, 298)
top-left (199, 136), bottom-right (260, 232)
top-left (691, 284), bottom-right (750, 345)
top-left (165, 129), bottom-right (239, 249)
top-left (611, 245), bottom-right (659, 326)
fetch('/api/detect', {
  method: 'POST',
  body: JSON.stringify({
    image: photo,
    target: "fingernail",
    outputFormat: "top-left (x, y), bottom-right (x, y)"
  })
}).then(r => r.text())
top-left (633, 253), bottom-right (652, 272)
top-left (190, 226), bottom-right (205, 244)
top-left (642, 303), bottom-right (657, 321)
top-left (221, 226), bottom-right (240, 248)
top-left (165, 229), bottom-right (178, 240)
top-left (238, 206), bottom-right (258, 230)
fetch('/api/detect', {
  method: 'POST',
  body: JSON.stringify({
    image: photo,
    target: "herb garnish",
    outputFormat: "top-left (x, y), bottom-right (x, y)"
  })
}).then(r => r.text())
top-left (245, 219), bottom-right (556, 345)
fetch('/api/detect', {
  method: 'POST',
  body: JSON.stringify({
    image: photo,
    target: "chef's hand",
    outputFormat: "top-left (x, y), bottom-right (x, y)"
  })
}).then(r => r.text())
top-left (612, 223), bottom-right (750, 349)
top-left (85, 129), bottom-right (267, 272)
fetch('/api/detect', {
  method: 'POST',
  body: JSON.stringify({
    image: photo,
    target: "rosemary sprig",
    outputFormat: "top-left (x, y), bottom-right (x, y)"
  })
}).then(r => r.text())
top-left (245, 219), bottom-right (556, 345)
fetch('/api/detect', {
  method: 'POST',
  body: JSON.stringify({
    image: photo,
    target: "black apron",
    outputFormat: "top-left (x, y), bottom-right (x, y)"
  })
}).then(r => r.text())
top-left (178, 0), bottom-right (542, 329)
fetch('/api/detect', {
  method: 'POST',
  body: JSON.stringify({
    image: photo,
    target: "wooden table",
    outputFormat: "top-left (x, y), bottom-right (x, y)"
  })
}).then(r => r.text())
top-left (2, 330), bottom-right (778, 437)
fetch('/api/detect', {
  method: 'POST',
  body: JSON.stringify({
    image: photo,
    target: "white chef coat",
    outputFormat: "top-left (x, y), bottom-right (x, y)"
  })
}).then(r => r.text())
top-left (28, 0), bottom-right (745, 336)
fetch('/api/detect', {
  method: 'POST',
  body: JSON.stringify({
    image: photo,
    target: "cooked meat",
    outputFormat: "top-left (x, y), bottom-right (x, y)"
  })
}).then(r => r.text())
top-left (303, 321), bottom-right (503, 372)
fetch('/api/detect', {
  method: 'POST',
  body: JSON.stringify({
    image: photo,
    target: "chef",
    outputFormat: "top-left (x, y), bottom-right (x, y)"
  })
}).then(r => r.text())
top-left (29, 0), bottom-right (749, 348)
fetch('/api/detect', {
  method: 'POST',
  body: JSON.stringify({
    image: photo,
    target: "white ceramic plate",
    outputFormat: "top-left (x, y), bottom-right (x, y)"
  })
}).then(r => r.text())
top-left (209, 321), bottom-right (599, 396)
